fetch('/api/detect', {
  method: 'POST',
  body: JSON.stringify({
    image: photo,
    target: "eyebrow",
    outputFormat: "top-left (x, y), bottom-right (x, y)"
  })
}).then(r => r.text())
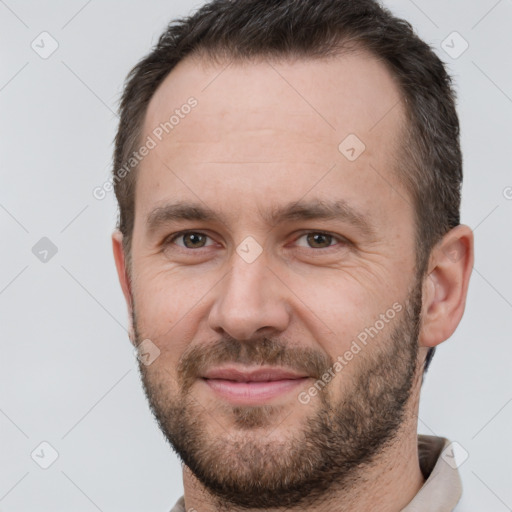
top-left (146, 198), bottom-right (375, 237)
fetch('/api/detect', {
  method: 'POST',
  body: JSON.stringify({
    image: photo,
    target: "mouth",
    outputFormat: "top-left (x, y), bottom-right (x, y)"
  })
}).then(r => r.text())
top-left (200, 366), bottom-right (311, 405)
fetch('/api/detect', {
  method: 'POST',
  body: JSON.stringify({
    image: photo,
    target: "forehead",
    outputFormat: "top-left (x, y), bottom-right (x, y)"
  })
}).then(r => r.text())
top-left (144, 50), bottom-right (405, 142)
top-left (136, 50), bottom-right (409, 226)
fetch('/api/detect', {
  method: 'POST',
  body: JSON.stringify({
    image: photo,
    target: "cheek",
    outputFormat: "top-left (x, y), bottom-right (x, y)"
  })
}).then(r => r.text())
top-left (293, 266), bottom-right (385, 323)
top-left (294, 270), bottom-right (402, 360)
top-left (131, 265), bottom-right (213, 350)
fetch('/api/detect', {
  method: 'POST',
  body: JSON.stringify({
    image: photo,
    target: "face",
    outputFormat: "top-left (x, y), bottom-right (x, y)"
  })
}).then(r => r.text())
top-left (126, 51), bottom-right (424, 508)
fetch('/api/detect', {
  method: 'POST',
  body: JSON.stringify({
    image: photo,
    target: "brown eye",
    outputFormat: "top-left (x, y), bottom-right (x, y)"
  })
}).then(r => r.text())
top-left (306, 233), bottom-right (333, 248)
top-left (171, 232), bottom-right (212, 249)
top-left (183, 233), bottom-right (206, 248)
top-left (295, 232), bottom-right (338, 249)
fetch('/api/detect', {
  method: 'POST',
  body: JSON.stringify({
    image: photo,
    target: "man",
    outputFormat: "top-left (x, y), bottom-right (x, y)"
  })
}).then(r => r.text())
top-left (111, 0), bottom-right (474, 510)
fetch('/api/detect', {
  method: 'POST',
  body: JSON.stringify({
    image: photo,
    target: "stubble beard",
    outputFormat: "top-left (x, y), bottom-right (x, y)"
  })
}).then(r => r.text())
top-left (134, 284), bottom-right (422, 509)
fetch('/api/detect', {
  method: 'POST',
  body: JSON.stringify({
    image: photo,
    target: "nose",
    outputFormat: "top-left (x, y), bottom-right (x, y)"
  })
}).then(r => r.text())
top-left (208, 248), bottom-right (291, 341)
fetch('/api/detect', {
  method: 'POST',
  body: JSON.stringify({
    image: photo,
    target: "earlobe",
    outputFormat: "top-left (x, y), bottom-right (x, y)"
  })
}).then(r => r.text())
top-left (418, 225), bottom-right (474, 348)
top-left (112, 230), bottom-right (135, 344)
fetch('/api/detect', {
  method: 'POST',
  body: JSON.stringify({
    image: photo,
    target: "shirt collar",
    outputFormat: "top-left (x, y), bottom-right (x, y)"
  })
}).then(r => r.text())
top-left (401, 434), bottom-right (462, 511)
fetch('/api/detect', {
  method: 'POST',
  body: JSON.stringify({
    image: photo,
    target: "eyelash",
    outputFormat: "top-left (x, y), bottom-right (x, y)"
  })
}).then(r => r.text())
top-left (164, 230), bottom-right (350, 252)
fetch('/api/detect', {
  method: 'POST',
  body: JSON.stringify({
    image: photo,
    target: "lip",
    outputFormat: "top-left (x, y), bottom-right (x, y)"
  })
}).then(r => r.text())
top-left (201, 366), bottom-right (310, 405)
top-left (202, 366), bottom-right (309, 382)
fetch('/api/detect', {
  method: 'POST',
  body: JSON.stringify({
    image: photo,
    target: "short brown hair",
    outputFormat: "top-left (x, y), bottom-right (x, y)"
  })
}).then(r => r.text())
top-left (113, 0), bottom-right (463, 374)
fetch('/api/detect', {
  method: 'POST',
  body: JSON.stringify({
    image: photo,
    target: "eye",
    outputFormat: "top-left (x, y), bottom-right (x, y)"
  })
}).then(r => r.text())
top-left (294, 232), bottom-right (347, 249)
top-left (164, 230), bottom-right (349, 253)
top-left (167, 231), bottom-right (215, 249)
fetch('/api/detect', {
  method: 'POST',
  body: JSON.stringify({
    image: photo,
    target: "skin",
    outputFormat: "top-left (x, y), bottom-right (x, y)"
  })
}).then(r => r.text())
top-left (113, 50), bottom-right (474, 512)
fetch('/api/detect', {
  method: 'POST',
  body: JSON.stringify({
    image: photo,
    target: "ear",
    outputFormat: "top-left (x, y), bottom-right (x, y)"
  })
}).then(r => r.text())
top-left (112, 230), bottom-right (135, 345)
top-left (419, 224), bottom-right (474, 348)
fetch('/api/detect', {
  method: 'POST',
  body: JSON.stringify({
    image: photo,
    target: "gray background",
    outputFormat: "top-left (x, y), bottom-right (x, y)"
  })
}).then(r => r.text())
top-left (1, 0), bottom-right (511, 510)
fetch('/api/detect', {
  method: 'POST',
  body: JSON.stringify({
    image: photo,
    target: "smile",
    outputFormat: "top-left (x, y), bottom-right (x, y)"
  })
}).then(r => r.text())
top-left (200, 366), bottom-right (310, 405)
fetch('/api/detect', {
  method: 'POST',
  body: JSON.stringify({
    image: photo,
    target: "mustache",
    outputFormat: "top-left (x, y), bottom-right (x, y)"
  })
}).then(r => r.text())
top-left (177, 335), bottom-right (334, 392)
